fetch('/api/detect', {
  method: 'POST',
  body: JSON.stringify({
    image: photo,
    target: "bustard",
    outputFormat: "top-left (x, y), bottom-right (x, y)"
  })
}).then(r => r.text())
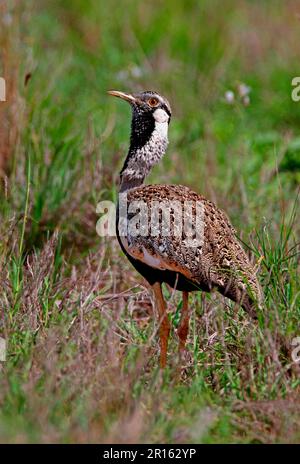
top-left (108, 90), bottom-right (262, 368)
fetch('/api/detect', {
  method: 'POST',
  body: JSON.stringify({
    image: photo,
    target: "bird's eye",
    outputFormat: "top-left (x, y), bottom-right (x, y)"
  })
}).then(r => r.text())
top-left (148, 97), bottom-right (159, 107)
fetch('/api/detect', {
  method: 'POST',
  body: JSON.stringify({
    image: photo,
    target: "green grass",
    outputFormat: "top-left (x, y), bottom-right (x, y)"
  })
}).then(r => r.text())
top-left (0, 0), bottom-right (299, 443)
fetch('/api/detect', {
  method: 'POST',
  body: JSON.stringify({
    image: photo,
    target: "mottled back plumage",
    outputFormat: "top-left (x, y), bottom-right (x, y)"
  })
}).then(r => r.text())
top-left (120, 184), bottom-right (261, 317)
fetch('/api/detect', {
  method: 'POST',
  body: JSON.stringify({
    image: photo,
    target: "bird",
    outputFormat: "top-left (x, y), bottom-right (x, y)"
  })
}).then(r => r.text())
top-left (108, 89), bottom-right (262, 368)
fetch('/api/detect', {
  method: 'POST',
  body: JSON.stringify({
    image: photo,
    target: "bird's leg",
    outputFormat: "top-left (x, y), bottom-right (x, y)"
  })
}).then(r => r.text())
top-left (177, 291), bottom-right (190, 356)
top-left (152, 282), bottom-right (170, 368)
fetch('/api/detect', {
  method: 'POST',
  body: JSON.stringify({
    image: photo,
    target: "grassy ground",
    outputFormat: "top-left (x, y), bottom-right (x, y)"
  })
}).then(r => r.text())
top-left (0, 0), bottom-right (300, 443)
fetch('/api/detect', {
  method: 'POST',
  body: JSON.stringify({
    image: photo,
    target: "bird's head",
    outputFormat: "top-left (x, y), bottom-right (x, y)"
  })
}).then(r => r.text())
top-left (108, 89), bottom-right (171, 125)
top-left (108, 90), bottom-right (172, 190)
top-left (108, 90), bottom-right (172, 150)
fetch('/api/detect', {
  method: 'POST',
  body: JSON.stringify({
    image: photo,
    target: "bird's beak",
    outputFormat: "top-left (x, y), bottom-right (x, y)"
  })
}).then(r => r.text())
top-left (107, 90), bottom-right (138, 104)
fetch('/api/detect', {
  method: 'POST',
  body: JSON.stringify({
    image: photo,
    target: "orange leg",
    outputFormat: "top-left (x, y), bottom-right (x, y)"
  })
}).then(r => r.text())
top-left (177, 291), bottom-right (190, 355)
top-left (152, 282), bottom-right (170, 368)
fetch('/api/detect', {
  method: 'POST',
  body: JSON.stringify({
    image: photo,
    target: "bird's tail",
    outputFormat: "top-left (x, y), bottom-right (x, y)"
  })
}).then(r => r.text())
top-left (219, 273), bottom-right (263, 320)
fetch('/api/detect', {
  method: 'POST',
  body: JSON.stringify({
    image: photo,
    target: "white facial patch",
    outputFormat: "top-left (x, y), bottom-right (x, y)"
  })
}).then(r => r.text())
top-left (153, 108), bottom-right (169, 138)
top-left (153, 108), bottom-right (169, 123)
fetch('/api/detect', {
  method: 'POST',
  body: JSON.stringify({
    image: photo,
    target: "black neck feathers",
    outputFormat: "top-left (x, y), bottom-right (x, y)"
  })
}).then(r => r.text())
top-left (119, 99), bottom-right (169, 192)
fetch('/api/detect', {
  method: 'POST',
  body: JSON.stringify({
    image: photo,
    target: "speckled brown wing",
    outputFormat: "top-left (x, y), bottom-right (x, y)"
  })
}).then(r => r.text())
top-left (119, 184), bottom-right (262, 313)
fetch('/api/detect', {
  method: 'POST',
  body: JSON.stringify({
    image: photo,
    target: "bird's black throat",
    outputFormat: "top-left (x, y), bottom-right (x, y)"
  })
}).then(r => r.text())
top-left (120, 109), bottom-right (155, 175)
top-left (128, 108), bottom-right (155, 151)
top-left (119, 108), bottom-right (162, 192)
